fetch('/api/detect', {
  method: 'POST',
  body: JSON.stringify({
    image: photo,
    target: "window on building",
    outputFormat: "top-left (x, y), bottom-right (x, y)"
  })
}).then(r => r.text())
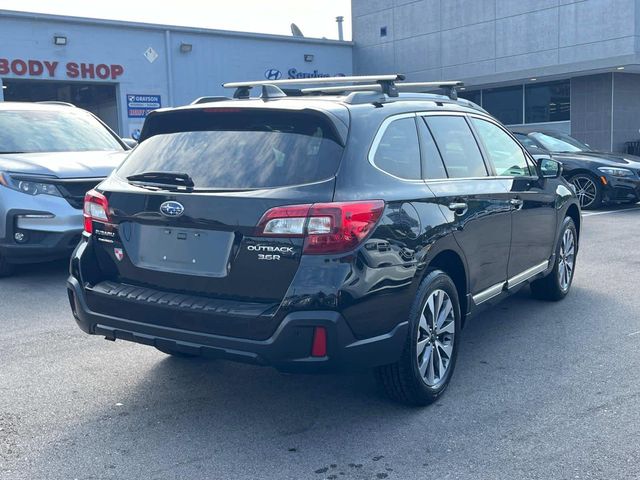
top-left (525, 80), bottom-right (570, 123)
top-left (372, 117), bottom-right (421, 179)
top-left (470, 118), bottom-right (534, 177)
top-left (425, 116), bottom-right (487, 178)
top-left (380, 26), bottom-right (387, 37)
top-left (458, 90), bottom-right (481, 107)
top-left (482, 85), bottom-right (523, 125)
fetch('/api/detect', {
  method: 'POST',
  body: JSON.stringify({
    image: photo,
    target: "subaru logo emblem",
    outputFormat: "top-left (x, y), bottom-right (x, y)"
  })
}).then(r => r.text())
top-left (264, 69), bottom-right (282, 81)
top-left (160, 201), bottom-right (184, 217)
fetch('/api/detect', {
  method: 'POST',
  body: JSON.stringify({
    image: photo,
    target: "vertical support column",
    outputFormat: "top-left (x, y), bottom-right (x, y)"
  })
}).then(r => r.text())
top-left (570, 74), bottom-right (613, 152)
top-left (164, 30), bottom-right (174, 107)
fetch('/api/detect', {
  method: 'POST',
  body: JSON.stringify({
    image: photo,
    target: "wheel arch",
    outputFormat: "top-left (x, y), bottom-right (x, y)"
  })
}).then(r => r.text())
top-left (564, 168), bottom-right (600, 181)
top-left (565, 203), bottom-right (581, 242)
top-left (424, 249), bottom-right (468, 327)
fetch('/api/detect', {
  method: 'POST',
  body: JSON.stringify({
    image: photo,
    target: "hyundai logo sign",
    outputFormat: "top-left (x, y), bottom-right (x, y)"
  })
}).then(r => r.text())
top-left (159, 201), bottom-right (184, 217)
top-left (264, 69), bottom-right (282, 80)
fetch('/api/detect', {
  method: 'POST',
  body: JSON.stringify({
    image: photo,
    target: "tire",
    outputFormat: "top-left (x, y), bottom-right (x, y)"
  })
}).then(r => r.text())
top-left (530, 217), bottom-right (577, 301)
top-left (375, 269), bottom-right (461, 406)
top-left (155, 345), bottom-right (199, 358)
top-left (0, 253), bottom-right (15, 278)
top-left (569, 173), bottom-right (602, 210)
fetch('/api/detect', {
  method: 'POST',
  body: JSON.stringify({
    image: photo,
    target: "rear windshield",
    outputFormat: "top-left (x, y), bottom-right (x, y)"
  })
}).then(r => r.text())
top-left (0, 109), bottom-right (124, 153)
top-left (117, 109), bottom-right (344, 189)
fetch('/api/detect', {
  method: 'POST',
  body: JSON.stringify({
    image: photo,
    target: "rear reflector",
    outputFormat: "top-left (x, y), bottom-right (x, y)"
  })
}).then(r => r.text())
top-left (256, 200), bottom-right (385, 255)
top-left (311, 327), bottom-right (327, 357)
top-left (83, 189), bottom-right (110, 234)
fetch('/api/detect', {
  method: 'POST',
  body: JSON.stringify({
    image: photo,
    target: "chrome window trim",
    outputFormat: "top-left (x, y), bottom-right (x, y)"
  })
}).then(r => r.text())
top-left (367, 112), bottom-right (425, 183)
top-left (507, 261), bottom-right (550, 289)
top-left (369, 109), bottom-right (539, 183)
top-left (424, 176), bottom-right (513, 184)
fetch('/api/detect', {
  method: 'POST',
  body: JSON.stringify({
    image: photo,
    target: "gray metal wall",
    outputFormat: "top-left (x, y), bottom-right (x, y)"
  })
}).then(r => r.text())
top-left (352, 0), bottom-right (639, 85)
top-left (352, 0), bottom-right (640, 151)
top-left (571, 73), bottom-right (640, 152)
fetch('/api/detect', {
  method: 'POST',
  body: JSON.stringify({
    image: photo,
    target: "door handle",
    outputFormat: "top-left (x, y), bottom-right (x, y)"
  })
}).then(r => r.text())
top-left (448, 202), bottom-right (468, 215)
top-left (510, 198), bottom-right (524, 210)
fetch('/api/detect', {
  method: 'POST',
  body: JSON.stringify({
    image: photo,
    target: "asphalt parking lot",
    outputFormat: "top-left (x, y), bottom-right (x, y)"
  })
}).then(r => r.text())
top-left (1, 205), bottom-right (640, 480)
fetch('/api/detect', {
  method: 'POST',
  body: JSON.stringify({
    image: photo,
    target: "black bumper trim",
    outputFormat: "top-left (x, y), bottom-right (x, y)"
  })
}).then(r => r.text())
top-left (67, 276), bottom-right (408, 373)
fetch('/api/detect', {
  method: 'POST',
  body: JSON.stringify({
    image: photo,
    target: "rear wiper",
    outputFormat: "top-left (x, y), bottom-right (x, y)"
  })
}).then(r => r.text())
top-left (0, 151), bottom-right (27, 154)
top-left (126, 171), bottom-right (195, 188)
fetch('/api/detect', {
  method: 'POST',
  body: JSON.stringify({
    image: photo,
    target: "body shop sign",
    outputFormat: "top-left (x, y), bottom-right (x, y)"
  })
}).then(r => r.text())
top-left (0, 58), bottom-right (124, 80)
top-left (127, 94), bottom-right (161, 118)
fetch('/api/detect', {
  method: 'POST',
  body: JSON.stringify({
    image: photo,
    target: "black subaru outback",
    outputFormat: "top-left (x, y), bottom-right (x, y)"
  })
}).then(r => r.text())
top-left (67, 75), bottom-right (581, 405)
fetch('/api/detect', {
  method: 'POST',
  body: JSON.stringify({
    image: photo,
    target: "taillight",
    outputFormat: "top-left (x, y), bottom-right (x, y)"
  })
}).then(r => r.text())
top-left (83, 189), bottom-right (110, 234)
top-left (256, 200), bottom-right (385, 254)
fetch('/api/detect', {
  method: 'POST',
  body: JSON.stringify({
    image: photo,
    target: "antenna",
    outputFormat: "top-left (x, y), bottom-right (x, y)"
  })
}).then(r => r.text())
top-left (291, 23), bottom-right (304, 37)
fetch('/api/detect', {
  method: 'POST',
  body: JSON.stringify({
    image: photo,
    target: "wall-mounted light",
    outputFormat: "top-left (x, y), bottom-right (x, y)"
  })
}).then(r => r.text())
top-left (304, 54), bottom-right (314, 63)
top-left (617, 66), bottom-right (625, 70)
top-left (53, 35), bottom-right (67, 46)
top-left (530, 78), bottom-right (537, 81)
top-left (180, 42), bottom-right (193, 53)
top-left (1, 85), bottom-right (7, 89)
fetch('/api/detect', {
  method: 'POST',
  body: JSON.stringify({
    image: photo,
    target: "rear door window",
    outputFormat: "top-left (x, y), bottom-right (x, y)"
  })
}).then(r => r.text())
top-left (471, 118), bottom-right (535, 177)
top-left (417, 118), bottom-right (447, 179)
top-left (424, 116), bottom-right (488, 178)
top-left (117, 109), bottom-right (344, 189)
top-left (371, 116), bottom-right (421, 180)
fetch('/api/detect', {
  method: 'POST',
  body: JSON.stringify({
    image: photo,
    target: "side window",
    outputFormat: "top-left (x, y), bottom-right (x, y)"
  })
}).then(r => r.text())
top-left (471, 118), bottom-right (535, 177)
top-left (424, 116), bottom-right (488, 178)
top-left (417, 118), bottom-right (447, 179)
top-left (372, 117), bottom-right (421, 180)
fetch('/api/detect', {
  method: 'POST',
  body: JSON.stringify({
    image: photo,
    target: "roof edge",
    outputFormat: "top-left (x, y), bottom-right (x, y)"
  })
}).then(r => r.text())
top-left (0, 9), bottom-right (353, 46)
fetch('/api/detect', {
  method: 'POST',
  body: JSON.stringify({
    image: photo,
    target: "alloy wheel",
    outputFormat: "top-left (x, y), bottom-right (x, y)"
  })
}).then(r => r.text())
top-left (570, 176), bottom-right (597, 208)
top-left (558, 228), bottom-right (576, 291)
top-left (416, 289), bottom-right (456, 387)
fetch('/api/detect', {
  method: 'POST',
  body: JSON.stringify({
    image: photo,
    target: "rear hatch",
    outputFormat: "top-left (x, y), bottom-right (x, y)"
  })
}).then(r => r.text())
top-left (85, 107), bottom-right (346, 316)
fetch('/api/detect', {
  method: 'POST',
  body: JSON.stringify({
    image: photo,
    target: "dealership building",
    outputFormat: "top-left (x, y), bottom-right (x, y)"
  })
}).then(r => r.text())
top-left (0, 9), bottom-right (352, 138)
top-left (352, 0), bottom-right (640, 152)
top-left (4, 2), bottom-right (640, 152)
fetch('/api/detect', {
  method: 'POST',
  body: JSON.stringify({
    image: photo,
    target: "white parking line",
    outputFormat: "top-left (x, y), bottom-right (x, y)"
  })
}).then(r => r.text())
top-left (582, 206), bottom-right (640, 217)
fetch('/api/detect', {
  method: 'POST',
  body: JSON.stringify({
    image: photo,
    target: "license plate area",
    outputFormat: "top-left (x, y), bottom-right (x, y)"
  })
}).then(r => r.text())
top-left (120, 223), bottom-right (235, 277)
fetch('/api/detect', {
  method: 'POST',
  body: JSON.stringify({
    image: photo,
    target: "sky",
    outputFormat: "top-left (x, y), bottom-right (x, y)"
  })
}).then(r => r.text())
top-left (0, 0), bottom-right (352, 40)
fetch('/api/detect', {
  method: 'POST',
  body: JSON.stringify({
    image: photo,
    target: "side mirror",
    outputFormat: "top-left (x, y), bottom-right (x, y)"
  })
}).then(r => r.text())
top-left (536, 157), bottom-right (563, 179)
top-left (122, 137), bottom-right (138, 149)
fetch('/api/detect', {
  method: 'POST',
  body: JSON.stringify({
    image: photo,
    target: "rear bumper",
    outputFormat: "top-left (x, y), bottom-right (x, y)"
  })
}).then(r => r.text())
top-left (66, 275), bottom-right (408, 373)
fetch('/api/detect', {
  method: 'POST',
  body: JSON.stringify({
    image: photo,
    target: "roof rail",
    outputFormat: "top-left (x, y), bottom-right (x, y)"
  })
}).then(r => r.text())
top-left (36, 101), bottom-right (76, 107)
top-left (190, 96), bottom-right (231, 105)
top-left (301, 81), bottom-right (464, 100)
top-left (223, 74), bottom-right (406, 98)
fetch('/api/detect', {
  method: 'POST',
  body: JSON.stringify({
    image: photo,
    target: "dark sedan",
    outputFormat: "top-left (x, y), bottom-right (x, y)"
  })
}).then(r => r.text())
top-left (511, 129), bottom-right (640, 209)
